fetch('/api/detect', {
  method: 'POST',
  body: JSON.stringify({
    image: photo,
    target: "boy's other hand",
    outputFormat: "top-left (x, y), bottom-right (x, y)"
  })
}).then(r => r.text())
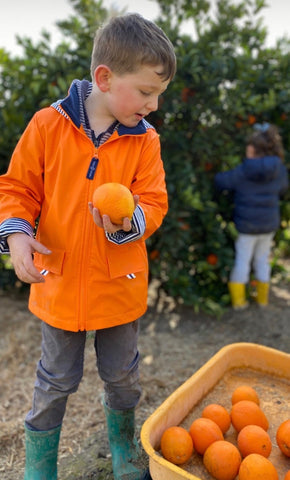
top-left (7, 233), bottom-right (51, 284)
top-left (88, 194), bottom-right (139, 234)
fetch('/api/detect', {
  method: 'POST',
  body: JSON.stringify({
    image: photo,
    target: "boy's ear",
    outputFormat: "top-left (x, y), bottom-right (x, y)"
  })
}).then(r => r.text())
top-left (93, 65), bottom-right (112, 92)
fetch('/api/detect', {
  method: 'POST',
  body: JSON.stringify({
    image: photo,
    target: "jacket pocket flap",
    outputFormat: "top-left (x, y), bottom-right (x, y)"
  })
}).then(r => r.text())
top-left (107, 242), bottom-right (147, 279)
top-left (33, 249), bottom-right (66, 275)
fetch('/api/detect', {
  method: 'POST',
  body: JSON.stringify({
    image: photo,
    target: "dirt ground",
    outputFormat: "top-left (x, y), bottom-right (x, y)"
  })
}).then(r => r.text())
top-left (0, 268), bottom-right (289, 480)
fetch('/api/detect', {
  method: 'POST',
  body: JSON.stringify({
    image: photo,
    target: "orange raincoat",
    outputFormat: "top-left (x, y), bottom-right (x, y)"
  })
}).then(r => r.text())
top-left (0, 85), bottom-right (168, 331)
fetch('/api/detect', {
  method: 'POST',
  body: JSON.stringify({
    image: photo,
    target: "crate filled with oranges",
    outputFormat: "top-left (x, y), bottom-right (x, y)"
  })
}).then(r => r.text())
top-left (141, 342), bottom-right (290, 480)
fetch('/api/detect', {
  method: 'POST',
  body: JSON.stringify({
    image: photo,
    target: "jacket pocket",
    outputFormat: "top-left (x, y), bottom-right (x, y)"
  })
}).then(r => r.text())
top-left (106, 242), bottom-right (147, 279)
top-left (33, 248), bottom-right (66, 275)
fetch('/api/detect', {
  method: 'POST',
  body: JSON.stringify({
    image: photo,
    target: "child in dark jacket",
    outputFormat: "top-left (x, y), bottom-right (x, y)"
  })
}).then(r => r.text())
top-left (214, 124), bottom-right (288, 309)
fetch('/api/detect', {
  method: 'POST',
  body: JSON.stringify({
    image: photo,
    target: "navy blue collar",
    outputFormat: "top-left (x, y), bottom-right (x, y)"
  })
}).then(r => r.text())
top-left (59, 79), bottom-right (150, 137)
top-left (118, 122), bottom-right (147, 136)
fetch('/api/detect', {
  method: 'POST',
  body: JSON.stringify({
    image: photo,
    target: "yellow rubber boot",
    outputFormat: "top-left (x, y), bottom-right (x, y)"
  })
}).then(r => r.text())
top-left (256, 281), bottom-right (269, 307)
top-left (228, 282), bottom-right (248, 310)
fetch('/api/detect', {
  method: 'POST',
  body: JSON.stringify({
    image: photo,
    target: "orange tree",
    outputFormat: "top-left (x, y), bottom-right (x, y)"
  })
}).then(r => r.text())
top-left (0, 0), bottom-right (289, 310)
top-left (146, 0), bottom-right (290, 313)
top-left (0, 0), bottom-right (109, 175)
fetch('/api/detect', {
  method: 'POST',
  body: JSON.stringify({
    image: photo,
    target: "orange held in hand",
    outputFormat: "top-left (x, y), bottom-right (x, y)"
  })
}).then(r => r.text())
top-left (160, 426), bottom-right (194, 465)
top-left (238, 453), bottom-right (279, 480)
top-left (276, 419), bottom-right (290, 457)
top-left (203, 440), bottom-right (241, 480)
top-left (92, 182), bottom-right (135, 225)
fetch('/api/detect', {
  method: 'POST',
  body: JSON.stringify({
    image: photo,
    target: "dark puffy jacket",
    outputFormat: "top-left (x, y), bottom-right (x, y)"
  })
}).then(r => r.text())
top-left (214, 156), bottom-right (289, 234)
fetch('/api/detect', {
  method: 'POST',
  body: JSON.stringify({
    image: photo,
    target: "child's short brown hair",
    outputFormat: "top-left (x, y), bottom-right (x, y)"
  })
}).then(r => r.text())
top-left (90, 13), bottom-right (176, 81)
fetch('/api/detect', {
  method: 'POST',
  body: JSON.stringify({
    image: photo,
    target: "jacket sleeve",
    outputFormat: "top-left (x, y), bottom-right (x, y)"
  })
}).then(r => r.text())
top-left (0, 218), bottom-right (34, 253)
top-left (0, 113), bottom-right (44, 228)
top-left (132, 131), bottom-right (168, 241)
top-left (214, 168), bottom-right (237, 193)
top-left (105, 130), bottom-right (167, 245)
top-left (105, 205), bottom-right (145, 245)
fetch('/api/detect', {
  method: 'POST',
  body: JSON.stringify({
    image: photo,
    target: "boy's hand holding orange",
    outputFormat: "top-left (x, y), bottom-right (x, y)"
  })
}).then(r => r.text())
top-left (89, 182), bottom-right (138, 233)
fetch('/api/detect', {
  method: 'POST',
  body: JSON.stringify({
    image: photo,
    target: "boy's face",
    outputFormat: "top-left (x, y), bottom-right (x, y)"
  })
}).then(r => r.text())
top-left (104, 65), bottom-right (170, 127)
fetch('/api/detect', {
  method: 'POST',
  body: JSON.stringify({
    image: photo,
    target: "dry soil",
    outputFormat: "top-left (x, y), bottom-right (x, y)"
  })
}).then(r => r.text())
top-left (0, 270), bottom-right (289, 479)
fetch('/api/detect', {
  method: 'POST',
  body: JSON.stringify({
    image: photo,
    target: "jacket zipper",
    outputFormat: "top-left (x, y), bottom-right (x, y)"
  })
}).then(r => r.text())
top-left (77, 139), bottom-right (99, 331)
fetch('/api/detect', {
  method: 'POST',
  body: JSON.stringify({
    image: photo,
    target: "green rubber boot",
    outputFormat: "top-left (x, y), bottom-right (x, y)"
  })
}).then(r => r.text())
top-left (24, 424), bottom-right (61, 480)
top-left (103, 401), bottom-right (147, 480)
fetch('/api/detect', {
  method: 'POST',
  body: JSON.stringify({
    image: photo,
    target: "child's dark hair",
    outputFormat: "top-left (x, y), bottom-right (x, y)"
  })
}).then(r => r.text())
top-left (90, 13), bottom-right (176, 82)
top-left (247, 124), bottom-right (284, 160)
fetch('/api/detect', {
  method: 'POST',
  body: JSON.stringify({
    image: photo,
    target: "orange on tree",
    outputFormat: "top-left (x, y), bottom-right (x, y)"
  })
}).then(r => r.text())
top-left (231, 400), bottom-right (269, 432)
top-left (247, 114), bottom-right (257, 125)
top-left (160, 426), bottom-right (194, 465)
top-left (181, 87), bottom-right (196, 102)
top-left (238, 453), bottom-right (279, 480)
top-left (237, 424), bottom-right (272, 458)
top-left (189, 417), bottom-right (223, 455)
top-left (179, 221), bottom-right (190, 231)
top-left (206, 253), bottom-right (218, 265)
top-left (235, 120), bottom-right (244, 129)
top-left (284, 471), bottom-right (290, 480)
top-left (231, 385), bottom-right (260, 405)
top-left (204, 161), bottom-right (214, 171)
top-left (92, 182), bottom-right (134, 225)
top-left (149, 249), bottom-right (160, 260)
top-left (202, 403), bottom-right (231, 434)
top-left (203, 440), bottom-right (241, 480)
top-left (276, 419), bottom-right (290, 457)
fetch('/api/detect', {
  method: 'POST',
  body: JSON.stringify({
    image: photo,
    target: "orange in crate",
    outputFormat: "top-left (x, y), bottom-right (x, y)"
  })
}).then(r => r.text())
top-left (189, 417), bottom-right (223, 455)
top-left (276, 420), bottom-right (290, 457)
top-left (202, 403), bottom-right (231, 433)
top-left (239, 453), bottom-right (278, 480)
top-left (237, 424), bottom-right (272, 458)
top-left (231, 399), bottom-right (269, 432)
top-left (231, 385), bottom-right (260, 405)
top-left (160, 426), bottom-right (194, 465)
top-left (203, 440), bottom-right (241, 480)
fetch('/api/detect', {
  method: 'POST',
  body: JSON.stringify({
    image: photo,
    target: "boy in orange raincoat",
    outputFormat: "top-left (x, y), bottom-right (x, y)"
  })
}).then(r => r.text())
top-left (0, 13), bottom-right (176, 480)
